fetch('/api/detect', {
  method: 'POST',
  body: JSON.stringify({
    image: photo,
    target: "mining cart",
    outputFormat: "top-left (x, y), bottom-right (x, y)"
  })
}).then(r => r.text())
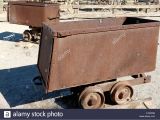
top-left (37, 17), bottom-right (160, 109)
top-left (7, 1), bottom-right (59, 42)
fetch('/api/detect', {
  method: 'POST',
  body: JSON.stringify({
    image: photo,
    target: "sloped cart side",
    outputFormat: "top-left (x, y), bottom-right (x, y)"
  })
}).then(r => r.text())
top-left (38, 17), bottom-right (160, 109)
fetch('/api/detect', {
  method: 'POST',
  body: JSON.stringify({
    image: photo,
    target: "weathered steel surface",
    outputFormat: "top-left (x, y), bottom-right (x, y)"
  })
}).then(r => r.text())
top-left (38, 25), bottom-right (54, 87)
top-left (38, 17), bottom-right (160, 92)
top-left (97, 75), bottom-right (151, 92)
top-left (8, 1), bottom-right (59, 27)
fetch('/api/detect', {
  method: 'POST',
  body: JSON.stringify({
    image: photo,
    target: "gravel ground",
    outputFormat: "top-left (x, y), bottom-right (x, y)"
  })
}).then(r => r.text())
top-left (0, 12), bottom-right (160, 108)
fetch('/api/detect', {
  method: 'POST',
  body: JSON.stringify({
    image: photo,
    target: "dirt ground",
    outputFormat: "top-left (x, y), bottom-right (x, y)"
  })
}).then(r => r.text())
top-left (0, 12), bottom-right (160, 108)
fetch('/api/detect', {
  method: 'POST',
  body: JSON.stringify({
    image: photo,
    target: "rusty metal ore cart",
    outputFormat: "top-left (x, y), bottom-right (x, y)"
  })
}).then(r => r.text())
top-left (38, 17), bottom-right (160, 109)
top-left (8, 1), bottom-right (59, 42)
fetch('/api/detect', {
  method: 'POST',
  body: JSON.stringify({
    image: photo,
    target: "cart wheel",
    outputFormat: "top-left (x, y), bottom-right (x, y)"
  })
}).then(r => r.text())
top-left (79, 86), bottom-right (105, 109)
top-left (110, 82), bottom-right (133, 105)
top-left (32, 31), bottom-right (41, 42)
top-left (23, 30), bottom-right (32, 41)
top-left (34, 32), bottom-right (41, 42)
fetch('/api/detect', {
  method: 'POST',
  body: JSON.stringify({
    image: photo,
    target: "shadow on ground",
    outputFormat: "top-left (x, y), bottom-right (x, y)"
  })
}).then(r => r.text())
top-left (0, 65), bottom-right (45, 107)
top-left (0, 31), bottom-right (23, 42)
top-left (0, 64), bottom-right (78, 108)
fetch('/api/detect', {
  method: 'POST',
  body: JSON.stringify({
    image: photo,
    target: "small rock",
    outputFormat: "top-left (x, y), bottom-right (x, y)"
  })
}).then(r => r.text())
top-left (23, 46), bottom-right (29, 49)
top-left (15, 43), bottom-right (20, 47)
top-left (26, 52), bottom-right (31, 56)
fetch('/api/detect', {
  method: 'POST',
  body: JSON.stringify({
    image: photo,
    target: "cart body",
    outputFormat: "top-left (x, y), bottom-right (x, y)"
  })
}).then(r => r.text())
top-left (38, 17), bottom-right (160, 92)
top-left (8, 1), bottom-right (59, 27)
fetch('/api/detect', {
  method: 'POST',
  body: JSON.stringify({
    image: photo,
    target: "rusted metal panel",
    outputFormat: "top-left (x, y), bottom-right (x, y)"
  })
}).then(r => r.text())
top-left (97, 75), bottom-right (151, 92)
top-left (38, 25), bottom-right (54, 87)
top-left (8, 1), bottom-right (59, 27)
top-left (38, 17), bottom-right (160, 92)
